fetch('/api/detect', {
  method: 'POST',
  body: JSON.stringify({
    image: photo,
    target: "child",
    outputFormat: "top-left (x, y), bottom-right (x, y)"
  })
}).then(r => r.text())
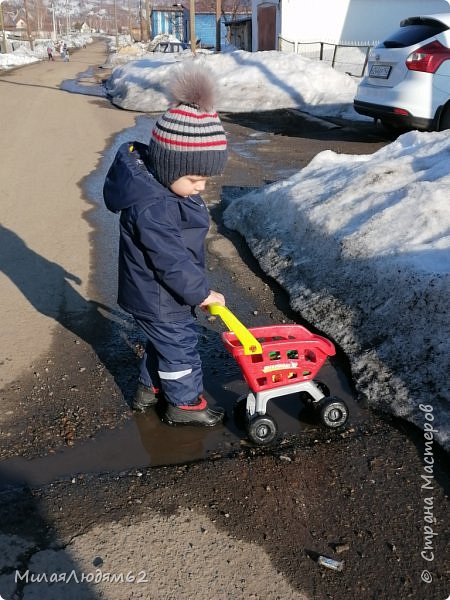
top-left (103, 61), bottom-right (228, 427)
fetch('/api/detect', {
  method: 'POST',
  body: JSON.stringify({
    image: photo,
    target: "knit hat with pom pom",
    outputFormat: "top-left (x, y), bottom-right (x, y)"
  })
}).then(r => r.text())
top-left (148, 61), bottom-right (228, 188)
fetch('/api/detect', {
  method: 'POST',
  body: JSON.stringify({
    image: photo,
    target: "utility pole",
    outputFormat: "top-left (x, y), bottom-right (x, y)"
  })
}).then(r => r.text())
top-left (139, 0), bottom-right (143, 42)
top-left (145, 0), bottom-right (151, 41)
top-left (114, 0), bottom-right (118, 50)
top-left (64, 0), bottom-right (69, 34)
top-left (189, 0), bottom-right (195, 55)
top-left (0, 0), bottom-right (8, 53)
top-left (215, 0), bottom-right (221, 52)
top-left (23, 0), bottom-right (34, 50)
top-left (51, 1), bottom-right (56, 40)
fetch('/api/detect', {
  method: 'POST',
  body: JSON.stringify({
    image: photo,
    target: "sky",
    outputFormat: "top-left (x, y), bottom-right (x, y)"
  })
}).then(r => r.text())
top-left (3, 39), bottom-right (448, 452)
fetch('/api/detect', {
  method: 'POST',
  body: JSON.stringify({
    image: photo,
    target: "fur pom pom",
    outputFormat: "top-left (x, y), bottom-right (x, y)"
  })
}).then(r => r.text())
top-left (167, 61), bottom-right (217, 112)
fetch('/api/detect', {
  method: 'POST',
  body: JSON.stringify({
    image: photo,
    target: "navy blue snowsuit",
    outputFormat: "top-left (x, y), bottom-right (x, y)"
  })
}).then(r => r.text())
top-left (103, 141), bottom-right (211, 406)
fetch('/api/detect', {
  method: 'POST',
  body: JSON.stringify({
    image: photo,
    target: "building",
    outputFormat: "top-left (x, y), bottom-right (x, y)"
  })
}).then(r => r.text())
top-left (151, 5), bottom-right (184, 41)
top-left (150, 1), bottom-right (251, 49)
top-left (225, 15), bottom-right (252, 50)
top-left (189, 0), bottom-right (251, 49)
top-left (251, 0), bottom-right (450, 52)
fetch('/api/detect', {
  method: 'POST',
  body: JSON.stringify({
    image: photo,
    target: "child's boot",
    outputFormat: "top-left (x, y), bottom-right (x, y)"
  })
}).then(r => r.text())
top-left (163, 395), bottom-right (224, 426)
top-left (131, 383), bottom-right (160, 411)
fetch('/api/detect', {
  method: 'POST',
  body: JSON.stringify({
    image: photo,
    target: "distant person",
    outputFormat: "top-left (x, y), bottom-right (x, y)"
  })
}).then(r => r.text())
top-left (103, 62), bottom-right (228, 427)
top-left (46, 46), bottom-right (54, 61)
top-left (64, 48), bottom-right (69, 62)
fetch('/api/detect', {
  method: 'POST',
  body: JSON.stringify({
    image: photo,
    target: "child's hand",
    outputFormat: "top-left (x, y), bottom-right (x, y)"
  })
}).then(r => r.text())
top-left (199, 290), bottom-right (225, 310)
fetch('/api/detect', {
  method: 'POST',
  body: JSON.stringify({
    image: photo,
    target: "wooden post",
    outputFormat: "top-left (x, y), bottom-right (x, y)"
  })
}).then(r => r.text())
top-left (23, 0), bottom-right (34, 50)
top-left (190, 0), bottom-right (195, 55)
top-left (147, 1), bottom-right (152, 40)
top-left (139, 0), bottom-right (143, 42)
top-left (0, 2), bottom-right (7, 54)
top-left (144, 0), bottom-right (150, 41)
top-left (215, 0), bottom-right (221, 52)
top-left (114, 0), bottom-right (119, 50)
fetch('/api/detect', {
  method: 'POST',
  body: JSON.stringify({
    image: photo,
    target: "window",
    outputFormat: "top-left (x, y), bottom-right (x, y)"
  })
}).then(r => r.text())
top-left (380, 18), bottom-right (449, 49)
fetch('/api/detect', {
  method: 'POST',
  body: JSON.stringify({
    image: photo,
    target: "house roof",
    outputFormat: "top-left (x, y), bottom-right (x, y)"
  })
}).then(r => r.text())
top-left (224, 16), bottom-right (252, 25)
top-left (2, 7), bottom-right (29, 29)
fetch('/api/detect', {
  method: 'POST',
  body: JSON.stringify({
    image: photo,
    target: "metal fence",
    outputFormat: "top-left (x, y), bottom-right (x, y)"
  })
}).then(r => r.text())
top-left (278, 36), bottom-right (377, 77)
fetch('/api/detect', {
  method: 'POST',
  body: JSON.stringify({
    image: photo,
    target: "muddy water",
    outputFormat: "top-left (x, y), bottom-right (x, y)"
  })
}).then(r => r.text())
top-left (0, 351), bottom-right (360, 490)
top-left (0, 104), bottom-right (384, 488)
top-left (0, 257), bottom-right (362, 487)
top-left (0, 282), bottom-right (362, 488)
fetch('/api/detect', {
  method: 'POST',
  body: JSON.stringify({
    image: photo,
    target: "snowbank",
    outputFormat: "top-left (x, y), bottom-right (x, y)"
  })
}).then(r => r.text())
top-left (104, 50), bottom-right (361, 118)
top-left (0, 33), bottom-right (94, 71)
top-left (223, 130), bottom-right (450, 451)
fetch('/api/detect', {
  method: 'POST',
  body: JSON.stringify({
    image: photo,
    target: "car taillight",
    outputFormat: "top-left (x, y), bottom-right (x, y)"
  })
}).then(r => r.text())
top-left (406, 40), bottom-right (450, 73)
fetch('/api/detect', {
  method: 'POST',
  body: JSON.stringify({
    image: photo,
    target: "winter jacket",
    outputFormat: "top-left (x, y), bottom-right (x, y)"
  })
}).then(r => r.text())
top-left (103, 141), bottom-right (210, 322)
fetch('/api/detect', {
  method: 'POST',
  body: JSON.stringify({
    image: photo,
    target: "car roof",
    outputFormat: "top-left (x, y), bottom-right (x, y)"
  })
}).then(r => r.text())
top-left (402, 13), bottom-right (450, 27)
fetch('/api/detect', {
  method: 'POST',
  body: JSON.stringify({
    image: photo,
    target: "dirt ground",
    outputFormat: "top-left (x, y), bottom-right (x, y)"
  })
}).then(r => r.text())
top-left (0, 41), bottom-right (448, 600)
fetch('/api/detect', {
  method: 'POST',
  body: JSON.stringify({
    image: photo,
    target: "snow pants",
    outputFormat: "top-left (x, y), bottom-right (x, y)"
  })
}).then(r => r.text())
top-left (134, 315), bottom-right (203, 407)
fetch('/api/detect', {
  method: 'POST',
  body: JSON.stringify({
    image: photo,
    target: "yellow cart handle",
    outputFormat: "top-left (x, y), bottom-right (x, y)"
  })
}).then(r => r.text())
top-left (208, 304), bottom-right (262, 355)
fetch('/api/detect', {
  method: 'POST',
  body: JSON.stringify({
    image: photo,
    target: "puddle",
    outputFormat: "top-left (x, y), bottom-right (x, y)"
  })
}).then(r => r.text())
top-left (232, 142), bottom-right (262, 160)
top-left (0, 284), bottom-right (363, 490)
top-left (0, 350), bottom-right (363, 490)
top-left (60, 66), bottom-right (107, 97)
top-left (0, 267), bottom-right (363, 489)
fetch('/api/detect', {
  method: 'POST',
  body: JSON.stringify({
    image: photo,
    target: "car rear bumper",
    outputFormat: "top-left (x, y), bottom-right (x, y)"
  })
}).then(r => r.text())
top-left (353, 99), bottom-right (435, 130)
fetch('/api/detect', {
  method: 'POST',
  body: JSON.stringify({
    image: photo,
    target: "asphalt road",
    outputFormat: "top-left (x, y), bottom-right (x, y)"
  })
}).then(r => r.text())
top-left (0, 40), bottom-right (448, 600)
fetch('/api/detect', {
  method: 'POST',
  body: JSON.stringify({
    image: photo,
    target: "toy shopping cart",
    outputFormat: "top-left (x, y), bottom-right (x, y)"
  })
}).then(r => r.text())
top-left (209, 304), bottom-right (349, 445)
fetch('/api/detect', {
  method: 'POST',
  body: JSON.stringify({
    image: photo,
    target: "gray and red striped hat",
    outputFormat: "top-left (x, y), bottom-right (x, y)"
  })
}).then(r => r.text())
top-left (148, 62), bottom-right (228, 188)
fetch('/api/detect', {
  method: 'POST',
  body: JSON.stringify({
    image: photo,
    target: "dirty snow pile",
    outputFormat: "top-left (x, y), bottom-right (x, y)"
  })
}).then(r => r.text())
top-left (104, 50), bottom-right (360, 119)
top-left (224, 130), bottom-right (450, 451)
top-left (103, 41), bottom-right (150, 66)
top-left (0, 45), bottom-right (40, 69)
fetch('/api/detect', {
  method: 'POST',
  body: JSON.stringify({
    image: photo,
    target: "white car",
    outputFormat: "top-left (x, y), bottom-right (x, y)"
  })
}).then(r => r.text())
top-left (354, 13), bottom-right (450, 131)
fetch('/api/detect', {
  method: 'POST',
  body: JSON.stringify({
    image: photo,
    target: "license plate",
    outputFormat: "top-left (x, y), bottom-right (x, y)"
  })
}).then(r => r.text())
top-left (369, 64), bottom-right (391, 79)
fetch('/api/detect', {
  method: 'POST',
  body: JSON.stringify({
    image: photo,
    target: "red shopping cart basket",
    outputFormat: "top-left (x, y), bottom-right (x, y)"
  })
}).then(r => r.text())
top-left (222, 324), bottom-right (335, 393)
